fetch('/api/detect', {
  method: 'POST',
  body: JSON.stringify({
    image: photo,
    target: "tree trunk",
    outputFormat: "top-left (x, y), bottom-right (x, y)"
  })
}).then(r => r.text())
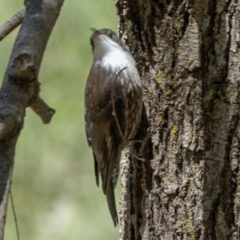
top-left (116, 0), bottom-right (240, 239)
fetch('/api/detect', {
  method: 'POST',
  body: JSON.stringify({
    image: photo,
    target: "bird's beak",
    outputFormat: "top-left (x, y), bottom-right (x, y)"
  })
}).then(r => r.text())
top-left (90, 28), bottom-right (97, 33)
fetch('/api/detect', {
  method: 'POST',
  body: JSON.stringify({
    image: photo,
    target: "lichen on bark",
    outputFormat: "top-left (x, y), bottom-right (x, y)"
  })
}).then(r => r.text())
top-left (116, 0), bottom-right (240, 239)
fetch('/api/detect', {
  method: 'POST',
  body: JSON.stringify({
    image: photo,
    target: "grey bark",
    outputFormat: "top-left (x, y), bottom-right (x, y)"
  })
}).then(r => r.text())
top-left (0, 0), bottom-right (64, 239)
top-left (116, 0), bottom-right (240, 239)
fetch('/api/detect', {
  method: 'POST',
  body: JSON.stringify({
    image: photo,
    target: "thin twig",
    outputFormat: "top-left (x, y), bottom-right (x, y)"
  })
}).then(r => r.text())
top-left (129, 151), bottom-right (145, 161)
top-left (111, 67), bottom-right (127, 143)
top-left (129, 126), bottom-right (160, 144)
top-left (10, 190), bottom-right (20, 240)
top-left (0, 8), bottom-right (26, 41)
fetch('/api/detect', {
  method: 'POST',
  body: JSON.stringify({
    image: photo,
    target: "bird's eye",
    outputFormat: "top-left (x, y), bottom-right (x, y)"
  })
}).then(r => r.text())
top-left (108, 31), bottom-right (114, 39)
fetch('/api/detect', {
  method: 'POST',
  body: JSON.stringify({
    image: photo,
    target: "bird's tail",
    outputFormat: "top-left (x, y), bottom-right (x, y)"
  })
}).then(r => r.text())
top-left (106, 182), bottom-right (118, 226)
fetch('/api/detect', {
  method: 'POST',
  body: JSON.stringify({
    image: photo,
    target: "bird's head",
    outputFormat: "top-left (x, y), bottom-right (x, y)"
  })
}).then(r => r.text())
top-left (90, 29), bottom-right (126, 60)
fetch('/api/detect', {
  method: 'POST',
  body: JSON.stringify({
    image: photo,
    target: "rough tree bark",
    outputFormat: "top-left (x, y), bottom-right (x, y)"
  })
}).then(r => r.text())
top-left (0, 0), bottom-right (64, 239)
top-left (116, 0), bottom-right (240, 239)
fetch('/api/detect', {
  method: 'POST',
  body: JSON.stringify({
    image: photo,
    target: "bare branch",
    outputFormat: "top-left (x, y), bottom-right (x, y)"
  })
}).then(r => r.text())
top-left (0, 0), bottom-right (64, 238)
top-left (0, 9), bottom-right (26, 42)
top-left (10, 190), bottom-right (20, 240)
top-left (0, 154), bottom-right (13, 240)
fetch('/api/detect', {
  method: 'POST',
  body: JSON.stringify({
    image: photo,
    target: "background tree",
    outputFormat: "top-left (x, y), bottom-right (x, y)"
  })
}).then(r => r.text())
top-left (116, 0), bottom-right (240, 239)
top-left (0, 1), bottom-right (63, 239)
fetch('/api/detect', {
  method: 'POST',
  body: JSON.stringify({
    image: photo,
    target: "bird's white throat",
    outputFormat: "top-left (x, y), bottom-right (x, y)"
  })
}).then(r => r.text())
top-left (93, 35), bottom-right (134, 68)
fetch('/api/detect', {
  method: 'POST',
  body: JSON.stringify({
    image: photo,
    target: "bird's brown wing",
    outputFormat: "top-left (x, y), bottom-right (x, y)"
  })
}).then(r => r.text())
top-left (84, 62), bottom-right (126, 193)
top-left (85, 63), bottom-right (128, 226)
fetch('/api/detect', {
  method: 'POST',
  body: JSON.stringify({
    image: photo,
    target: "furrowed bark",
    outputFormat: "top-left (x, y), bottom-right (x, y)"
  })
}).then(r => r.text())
top-left (116, 0), bottom-right (240, 239)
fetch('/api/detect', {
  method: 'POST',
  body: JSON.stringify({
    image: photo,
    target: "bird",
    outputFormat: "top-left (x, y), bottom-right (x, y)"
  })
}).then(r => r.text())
top-left (84, 28), bottom-right (143, 226)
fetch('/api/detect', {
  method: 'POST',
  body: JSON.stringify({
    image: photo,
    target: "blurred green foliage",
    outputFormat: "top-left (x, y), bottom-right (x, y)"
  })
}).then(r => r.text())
top-left (0, 1), bottom-right (119, 239)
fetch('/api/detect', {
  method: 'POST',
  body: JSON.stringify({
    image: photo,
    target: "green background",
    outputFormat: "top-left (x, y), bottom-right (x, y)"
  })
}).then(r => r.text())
top-left (0, 1), bottom-right (119, 239)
